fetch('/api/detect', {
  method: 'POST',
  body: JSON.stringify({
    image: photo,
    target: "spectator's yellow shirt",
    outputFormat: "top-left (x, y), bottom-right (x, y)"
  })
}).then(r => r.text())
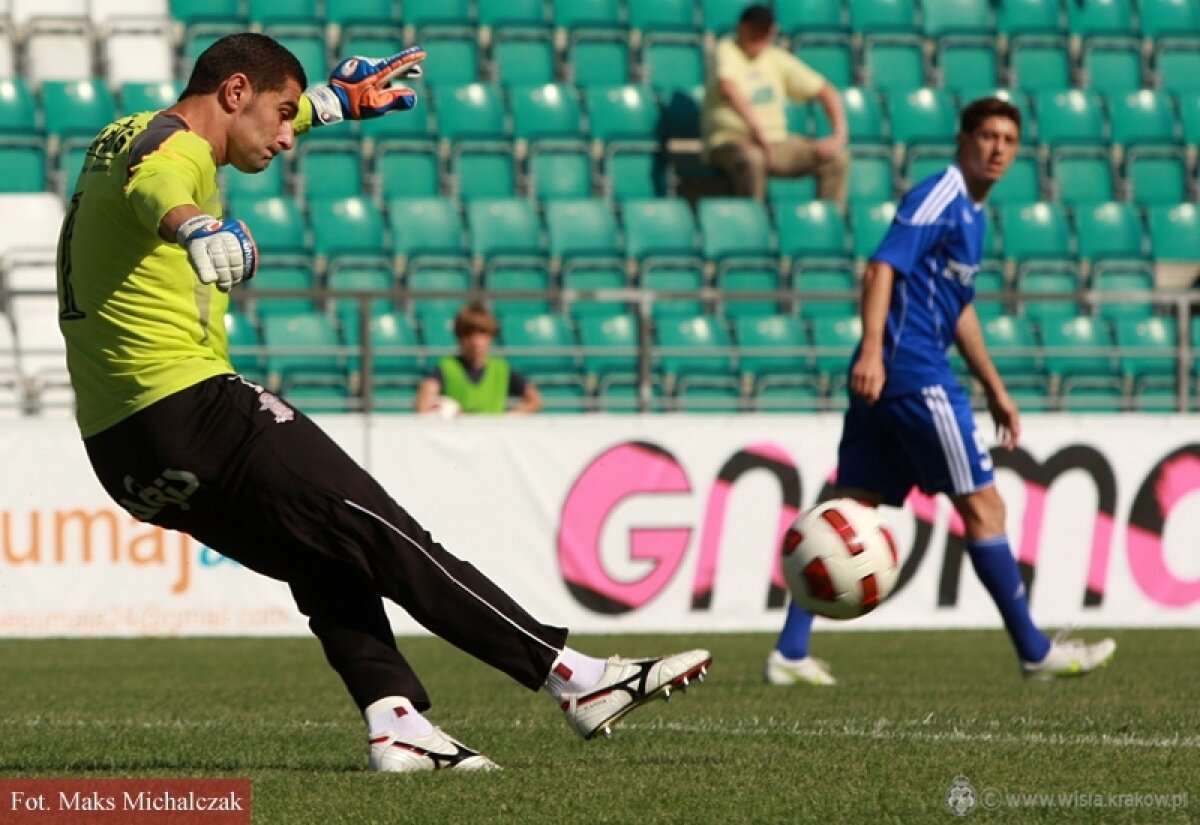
top-left (703, 37), bottom-right (826, 156)
top-left (57, 98), bottom-right (316, 437)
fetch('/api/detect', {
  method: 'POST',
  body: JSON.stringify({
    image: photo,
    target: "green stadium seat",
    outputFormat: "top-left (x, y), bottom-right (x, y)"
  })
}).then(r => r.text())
top-left (453, 145), bottom-right (517, 201)
top-left (297, 142), bottom-right (363, 202)
top-left (655, 314), bottom-right (737, 386)
top-left (1011, 38), bottom-right (1074, 92)
top-left (586, 85), bottom-right (659, 142)
top-left (754, 379), bottom-right (824, 412)
top-left (337, 30), bottom-right (406, 62)
top-left (493, 31), bottom-right (557, 88)
top-left (1035, 90), bottom-right (1107, 147)
top-left (556, 0), bottom-right (624, 31)
top-left (262, 312), bottom-right (347, 395)
top-left (642, 262), bottom-right (705, 320)
top-left (981, 151), bottom-right (1042, 204)
top-left (1081, 39), bottom-right (1144, 95)
top-left (249, 262), bottom-right (318, 320)
top-left (42, 80), bottom-right (117, 143)
top-left (923, 0), bottom-right (995, 36)
top-left (1156, 41), bottom-right (1200, 95)
top-left (230, 195), bottom-right (308, 256)
top-left (777, 0), bottom-right (845, 34)
top-left (376, 143), bottom-right (441, 199)
top-left (717, 264), bottom-right (784, 321)
top-left (363, 312), bottom-right (424, 400)
top-left (1140, 0), bottom-right (1200, 38)
top-left (1067, 0), bottom-right (1135, 37)
top-left (863, 37), bottom-right (927, 93)
top-left (562, 264), bottom-right (628, 320)
top-left (1074, 202), bottom-right (1147, 263)
top-left (596, 375), bottom-right (666, 412)
top-left (580, 312), bottom-right (640, 381)
top-left (973, 265), bottom-right (1009, 320)
top-left (938, 41), bottom-right (1000, 95)
top-left (1126, 149), bottom-right (1189, 206)
top-left (999, 202), bottom-right (1072, 263)
top-left (1050, 147), bottom-right (1115, 205)
top-left (627, 0), bottom-right (695, 32)
top-left (1116, 316), bottom-right (1182, 411)
top-left (849, 201), bottom-right (897, 260)
top-left (434, 83), bottom-right (508, 142)
top-left (996, 0), bottom-right (1061, 34)
top-left (404, 0), bottom-right (472, 31)
top-left (530, 144), bottom-right (594, 201)
top-left (1017, 268), bottom-right (1082, 326)
top-left (535, 375), bottom-right (591, 413)
top-left (1181, 92), bottom-right (1200, 145)
top-left (847, 146), bottom-right (895, 203)
top-left (1042, 315), bottom-right (1119, 385)
top-left (700, 0), bottom-right (749, 34)
top-left (120, 80), bottom-right (180, 115)
top-left (406, 261), bottom-right (472, 317)
top-left (485, 261), bottom-right (552, 317)
top-left (604, 144), bottom-right (667, 200)
top-left (775, 200), bottom-right (849, 260)
top-left (1093, 265), bottom-right (1157, 322)
top-left (1109, 90), bottom-right (1179, 148)
top-left (621, 198), bottom-right (699, 261)
top-left (500, 312), bottom-right (578, 377)
top-left (393, 197), bottom-right (468, 262)
top-left (849, 0), bottom-right (919, 33)
top-left (325, 0), bottom-right (396, 28)
top-left (795, 264), bottom-right (859, 321)
top-left (699, 199), bottom-right (774, 263)
top-left (811, 314), bottom-right (862, 395)
top-left (416, 304), bottom-right (461, 352)
top-left (511, 84), bottom-right (585, 142)
top-left (1059, 380), bottom-right (1126, 413)
top-left (1148, 203), bottom-right (1200, 260)
top-left (266, 25), bottom-right (327, 86)
top-left (0, 140), bottom-right (46, 193)
top-left (418, 32), bottom-right (479, 87)
top-left (171, 0), bottom-right (243, 25)
top-left (887, 87), bottom-right (958, 145)
top-left (794, 36), bottom-right (854, 88)
top-left (546, 199), bottom-right (622, 263)
top-left (0, 79), bottom-right (37, 137)
top-left (674, 378), bottom-right (744, 414)
top-left (643, 35), bottom-right (707, 97)
top-left (767, 175), bottom-right (819, 205)
top-left (248, 0), bottom-right (317, 26)
top-left (329, 263), bottom-right (396, 344)
top-left (568, 35), bottom-right (631, 89)
top-left (225, 309), bottom-right (264, 382)
top-left (735, 314), bottom-right (813, 388)
top-left (467, 198), bottom-right (543, 261)
top-left (476, 0), bottom-right (548, 29)
top-left (825, 87), bottom-right (886, 144)
top-left (983, 314), bottom-right (1042, 382)
top-left (309, 196), bottom-right (388, 260)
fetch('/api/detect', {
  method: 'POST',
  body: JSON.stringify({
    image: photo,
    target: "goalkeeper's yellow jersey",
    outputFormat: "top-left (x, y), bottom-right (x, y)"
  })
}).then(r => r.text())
top-left (57, 100), bottom-right (315, 438)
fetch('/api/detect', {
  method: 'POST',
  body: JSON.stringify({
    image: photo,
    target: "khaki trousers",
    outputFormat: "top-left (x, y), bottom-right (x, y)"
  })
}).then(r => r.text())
top-left (710, 136), bottom-right (850, 206)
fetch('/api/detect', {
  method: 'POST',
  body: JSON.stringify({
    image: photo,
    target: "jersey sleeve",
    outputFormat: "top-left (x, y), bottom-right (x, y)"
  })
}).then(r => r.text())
top-left (871, 185), bottom-right (953, 278)
top-left (124, 130), bottom-right (215, 234)
top-left (781, 51), bottom-right (826, 101)
top-left (714, 37), bottom-right (744, 82)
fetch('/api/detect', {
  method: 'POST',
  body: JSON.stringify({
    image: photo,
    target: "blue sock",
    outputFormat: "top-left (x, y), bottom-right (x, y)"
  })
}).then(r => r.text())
top-left (775, 601), bottom-right (814, 660)
top-left (967, 536), bottom-right (1051, 663)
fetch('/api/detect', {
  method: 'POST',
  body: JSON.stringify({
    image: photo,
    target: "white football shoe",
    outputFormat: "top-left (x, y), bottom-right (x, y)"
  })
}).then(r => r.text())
top-left (368, 727), bottom-right (499, 772)
top-left (763, 650), bottom-right (837, 686)
top-left (1021, 633), bottom-right (1117, 681)
top-left (560, 649), bottom-right (713, 740)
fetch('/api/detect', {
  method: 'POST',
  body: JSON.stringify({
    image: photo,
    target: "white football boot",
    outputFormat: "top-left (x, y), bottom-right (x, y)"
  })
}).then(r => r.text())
top-left (763, 650), bottom-right (837, 686)
top-left (369, 727), bottom-right (499, 772)
top-left (1021, 633), bottom-right (1117, 681)
top-left (560, 649), bottom-right (713, 740)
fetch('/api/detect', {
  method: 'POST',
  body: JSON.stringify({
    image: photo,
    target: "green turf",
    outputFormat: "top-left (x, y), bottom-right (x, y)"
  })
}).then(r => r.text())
top-left (0, 630), bottom-right (1195, 823)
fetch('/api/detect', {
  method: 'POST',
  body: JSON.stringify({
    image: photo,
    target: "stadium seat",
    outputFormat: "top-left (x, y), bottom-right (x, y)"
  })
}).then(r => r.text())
top-left (1116, 316), bottom-right (1181, 412)
top-left (467, 198), bottom-right (544, 261)
top-left (655, 314), bottom-right (737, 388)
top-left (1042, 315), bottom-right (1119, 387)
top-left (767, 175), bottom-right (819, 206)
top-left (183, 23), bottom-right (243, 76)
top-left (793, 35), bottom-right (854, 89)
top-left (1081, 39), bottom-right (1144, 95)
top-left (887, 88), bottom-right (958, 145)
top-left (642, 262), bottom-right (705, 320)
top-left (699, 199), bottom-right (774, 263)
top-left (309, 196), bottom-right (388, 261)
top-left (586, 85), bottom-right (659, 143)
top-left (248, 0), bottom-right (316, 26)
top-left (419, 31), bottom-right (480, 87)
top-left (263, 25), bottom-right (327, 87)
top-left (546, 199), bottom-right (622, 264)
top-left (659, 85), bottom-right (705, 143)
top-left (561, 264), bottom-right (628, 320)
top-left (735, 314), bottom-right (813, 391)
top-left (580, 312), bottom-right (640, 383)
top-left (1125, 149), bottom-right (1190, 206)
top-left (484, 262), bottom-right (553, 318)
top-left (104, 19), bottom-right (174, 89)
top-left (324, 0), bottom-right (395, 29)
top-left (452, 145), bottom-right (517, 201)
top-left (996, 0), bottom-right (1061, 35)
top-left (169, 0), bottom-right (243, 25)
top-left (826, 87), bottom-right (886, 144)
top-left (923, 0), bottom-right (995, 37)
top-left (983, 313), bottom-right (1043, 388)
top-left (297, 142), bottom-right (364, 203)
top-left (674, 378), bottom-right (743, 414)
top-left (501, 312), bottom-right (578, 377)
top-left (530, 144), bottom-right (594, 201)
top-left (1059, 380), bottom-right (1126, 413)
top-left (811, 314), bottom-right (862, 396)
top-left (262, 312), bottom-right (349, 399)
top-left (1010, 38), bottom-right (1074, 92)
top-left (1035, 90), bottom-right (1107, 147)
top-left (1017, 268), bottom-right (1082, 326)
top-left (626, 0), bottom-right (695, 32)
top-left (249, 262), bottom-right (319, 320)
top-left (999, 202), bottom-right (1072, 263)
top-left (845, 147), bottom-right (894, 204)
top-left (42, 80), bottom-right (117, 144)
top-left (596, 374), bottom-right (666, 412)
top-left (329, 263), bottom-right (396, 338)
top-left (1092, 265), bottom-right (1157, 322)
top-left (568, 35), bottom-right (631, 89)
top-left (230, 195), bottom-right (308, 256)
top-left (862, 36), bottom-right (927, 92)
top-left (972, 265), bottom-right (1009, 320)
top-left (25, 20), bottom-right (94, 87)
top-left (621, 198), bottom-right (699, 261)
top-left (937, 40), bottom-right (1000, 95)
top-left (403, 0), bottom-right (471, 32)
top-left (406, 261), bottom-right (472, 317)
top-left (493, 30), bottom-right (557, 88)
top-left (510, 84), bottom-right (585, 142)
top-left (1140, 0), bottom-right (1200, 38)
top-left (642, 34), bottom-right (707, 97)
top-left (1050, 147), bottom-right (1115, 205)
top-left (1148, 203), bottom-right (1200, 261)
top-left (0, 140), bottom-right (47, 193)
top-left (849, 0), bottom-right (918, 33)
top-left (1156, 41), bottom-right (1200, 95)
top-left (1066, 0), bottom-right (1135, 38)
top-left (604, 144), bottom-right (667, 200)
top-left (536, 375), bottom-right (591, 413)
top-left (849, 202), bottom-right (897, 260)
top-left (1074, 201), bottom-right (1147, 263)
top-left (981, 150), bottom-right (1042, 204)
top-left (476, 0), bottom-right (548, 30)
top-left (363, 312), bottom-right (424, 402)
top-left (225, 309), bottom-right (264, 380)
top-left (1109, 90), bottom-right (1179, 148)
top-left (376, 143), bottom-right (441, 200)
top-left (775, 200), bottom-right (848, 262)
top-left (555, 0), bottom-right (624, 32)
top-left (793, 262), bottom-right (856, 320)
top-left (120, 80), bottom-right (180, 115)
top-left (699, 0), bottom-right (749, 34)
top-left (716, 264), bottom-right (784, 321)
top-left (0, 79), bottom-right (38, 138)
top-left (1179, 90), bottom-right (1200, 146)
top-left (434, 83), bottom-right (508, 142)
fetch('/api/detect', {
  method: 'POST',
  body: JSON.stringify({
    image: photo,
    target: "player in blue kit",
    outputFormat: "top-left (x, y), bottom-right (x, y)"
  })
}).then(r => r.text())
top-left (766, 97), bottom-right (1117, 686)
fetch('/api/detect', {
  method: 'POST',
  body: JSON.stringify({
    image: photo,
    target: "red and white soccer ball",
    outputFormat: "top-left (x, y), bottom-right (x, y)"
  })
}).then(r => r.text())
top-left (780, 498), bottom-right (900, 620)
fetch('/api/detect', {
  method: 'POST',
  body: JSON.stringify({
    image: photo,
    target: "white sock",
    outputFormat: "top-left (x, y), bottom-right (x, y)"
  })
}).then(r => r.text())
top-left (544, 647), bottom-right (608, 700)
top-left (364, 696), bottom-right (434, 740)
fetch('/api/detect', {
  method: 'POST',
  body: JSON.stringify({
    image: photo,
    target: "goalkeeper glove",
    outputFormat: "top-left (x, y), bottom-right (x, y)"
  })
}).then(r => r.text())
top-left (176, 215), bottom-right (258, 293)
top-left (307, 46), bottom-right (427, 125)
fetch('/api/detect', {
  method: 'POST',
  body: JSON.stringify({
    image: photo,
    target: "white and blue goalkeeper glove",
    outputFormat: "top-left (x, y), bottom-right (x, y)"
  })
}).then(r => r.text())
top-left (307, 45), bottom-right (427, 126)
top-left (176, 215), bottom-right (258, 293)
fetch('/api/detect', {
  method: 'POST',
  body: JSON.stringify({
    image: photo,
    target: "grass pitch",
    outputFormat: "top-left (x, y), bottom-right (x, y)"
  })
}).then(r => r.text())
top-left (0, 630), bottom-right (1195, 824)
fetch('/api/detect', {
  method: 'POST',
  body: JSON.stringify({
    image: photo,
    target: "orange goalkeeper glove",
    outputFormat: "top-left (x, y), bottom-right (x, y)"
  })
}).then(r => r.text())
top-left (307, 45), bottom-right (427, 125)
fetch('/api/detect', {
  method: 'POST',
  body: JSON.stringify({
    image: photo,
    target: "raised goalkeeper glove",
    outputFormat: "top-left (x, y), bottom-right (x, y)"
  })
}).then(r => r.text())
top-left (307, 45), bottom-right (427, 125)
top-left (176, 215), bottom-right (258, 293)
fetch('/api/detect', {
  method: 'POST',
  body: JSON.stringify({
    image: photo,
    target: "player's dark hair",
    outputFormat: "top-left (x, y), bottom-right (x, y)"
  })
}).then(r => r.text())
top-left (739, 4), bottom-right (776, 29)
top-left (454, 301), bottom-right (499, 339)
top-left (180, 33), bottom-right (307, 100)
top-left (959, 96), bottom-right (1021, 136)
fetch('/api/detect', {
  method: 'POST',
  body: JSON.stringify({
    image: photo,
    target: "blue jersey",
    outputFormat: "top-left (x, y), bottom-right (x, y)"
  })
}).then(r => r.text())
top-left (863, 165), bottom-right (985, 398)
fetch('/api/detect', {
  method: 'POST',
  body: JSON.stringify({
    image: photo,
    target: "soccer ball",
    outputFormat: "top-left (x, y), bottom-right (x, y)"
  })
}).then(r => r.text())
top-left (780, 498), bottom-right (900, 620)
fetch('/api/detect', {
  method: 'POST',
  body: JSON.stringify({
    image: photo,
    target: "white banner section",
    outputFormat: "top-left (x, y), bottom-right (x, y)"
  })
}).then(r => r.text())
top-left (2, 415), bottom-right (1198, 636)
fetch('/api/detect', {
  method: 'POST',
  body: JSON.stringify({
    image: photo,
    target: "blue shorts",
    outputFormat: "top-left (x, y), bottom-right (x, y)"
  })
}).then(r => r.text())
top-left (836, 383), bottom-right (995, 507)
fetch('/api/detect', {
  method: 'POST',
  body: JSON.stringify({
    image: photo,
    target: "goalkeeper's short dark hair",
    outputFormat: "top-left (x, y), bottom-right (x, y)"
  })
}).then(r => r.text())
top-left (959, 96), bottom-right (1022, 137)
top-left (181, 33), bottom-right (307, 100)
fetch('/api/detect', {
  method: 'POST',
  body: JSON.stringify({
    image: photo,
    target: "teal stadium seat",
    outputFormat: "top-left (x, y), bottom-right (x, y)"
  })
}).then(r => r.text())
top-left (1093, 266), bottom-right (1156, 322)
top-left (485, 261), bottom-right (553, 319)
top-left (996, 0), bottom-right (1061, 35)
top-left (248, 0), bottom-right (317, 26)
top-left (467, 198), bottom-right (544, 261)
top-left (767, 175), bottom-right (818, 207)
top-left (555, 0), bottom-right (624, 32)
top-left (1042, 315), bottom-right (1119, 385)
top-left (452, 145), bottom-right (517, 201)
top-left (794, 36), bottom-right (854, 89)
top-left (262, 312), bottom-right (348, 395)
top-left (849, 0), bottom-right (919, 33)
top-left (923, 0), bottom-right (996, 37)
top-left (938, 41), bottom-right (1000, 95)
top-left (419, 32), bottom-right (480, 87)
top-left (1108, 90), bottom-right (1179, 148)
top-left (434, 83), bottom-right (507, 142)
top-left (795, 264), bottom-right (859, 320)
top-left (1074, 201), bottom-right (1147, 264)
top-left (1140, 0), bottom-right (1200, 38)
top-left (777, 0), bottom-right (845, 35)
top-left (406, 261), bottom-right (472, 317)
top-left (297, 142), bottom-right (364, 202)
top-left (569, 36), bottom-right (631, 89)
top-left (826, 87), bottom-right (886, 144)
top-left (1156, 41), bottom-right (1200, 95)
top-left (249, 262), bottom-right (318, 319)
top-left (225, 310), bottom-right (264, 380)
top-left (530, 144), bottom-right (594, 201)
top-left (699, 199), bottom-right (774, 263)
top-left (230, 195), bottom-right (308, 256)
top-left (734, 314), bottom-right (814, 394)
top-left (364, 312), bottom-right (424, 405)
top-left (621, 198), bottom-right (699, 261)
top-left (604, 144), bottom-right (667, 200)
top-left (376, 144), bottom-right (441, 199)
top-left (546, 199), bottom-right (622, 264)
top-left (477, 0), bottom-right (549, 29)
top-left (267, 26), bottom-right (327, 86)
top-left (1116, 316), bottom-right (1182, 412)
top-left (1148, 203), bottom-right (1200, 261)
top-left (972, 266), bottom-right (1009, 320)
top-left (978, 151), bottom-right (1042, 204)
top-left (1010, 38), bottom-right (1073, 92)
top-left (1066, 0), bottom-right (1135, 37)
top-left (863, 37), bottom-right (927, 93)
top-left (642, 35), bottom-right (706, 97)
top-left (120, 80), bottom-right (180, 115)
top-left (849, 202), bottom-right (897, 260)
top-left (702, 0), bottom-right (752, 34)
top-left (493, 31), bottom-right (557, 88)
top-left (170, 0), bottom-right (243, 25)
top-left (309, 196), bottom-right (388, 261)
top-left (887, 88), bottom-right (958, 145)
top-left (1050, 147), bottom-right (1115, 205)
top-left (641, 261), bottom-right (705, 320)
top-left (586, 85), bottom-right (659, 143)
top-left (42, 80), bottom-right (117, 144)
top-left (500, 312), bottom-right (579, 378)
top-left (510, 83), bottom-right (585, 142)
top-left (775, 200), bottom-right (849, 261)
top-left (846, 146), bottom-right (895, 203)
top-left (580, 312), bottom-right (640, 383)
top-left (0, 79), bottom-right (37, 138)
top-left (811, 314), bottom-right (863, 398)
top-left (655, 314), bottom-right (738, 389)
top-left (716, 264), bottom-right (783, 321)
top-left (325, 0), bottom-right (396, 28)
top-left (1126, 149), bottom-right (1189, 206)
top-left (360, 82), bottom-right (433, 146)
top-left (562, 264), bottom-right (628, 320)
top-left (999, 202), bottom-right (1072, 264)
top-left (1182, 93), bottom-right (1200, 146)
top-left (1017, 268), bottom-right (1082, 327)
top-left (329, 264), bottom-right (396, 346)
top-left (1081, 39), bottom-right (1144, 94)
top-left (403, 0), bottom-right (472, 32)
top-left (1036, 90), bottom-right (1107, 148)
top-left (626, 0), bottom-right (695, 32)
top-left (0, 140), bottom-right (46, 193)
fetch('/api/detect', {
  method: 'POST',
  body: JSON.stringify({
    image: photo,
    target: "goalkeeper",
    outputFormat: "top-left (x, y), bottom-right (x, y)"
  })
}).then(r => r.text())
top-left (56, 33), bottom-right (710, 773)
